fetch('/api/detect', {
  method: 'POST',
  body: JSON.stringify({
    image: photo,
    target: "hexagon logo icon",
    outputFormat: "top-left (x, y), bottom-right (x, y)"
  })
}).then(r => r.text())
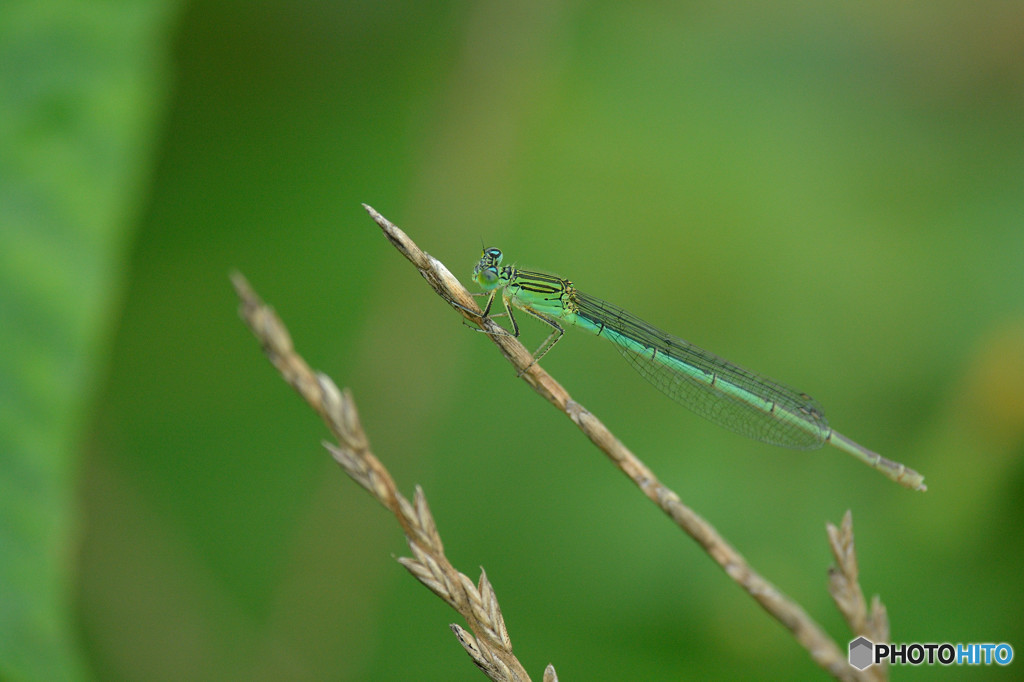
top-left (849, 636), bottom-right (874, 670)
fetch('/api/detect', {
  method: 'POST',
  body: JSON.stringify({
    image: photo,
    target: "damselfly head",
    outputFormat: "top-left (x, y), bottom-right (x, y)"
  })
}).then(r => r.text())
top-left (472, 247), bottom-right (504, 290)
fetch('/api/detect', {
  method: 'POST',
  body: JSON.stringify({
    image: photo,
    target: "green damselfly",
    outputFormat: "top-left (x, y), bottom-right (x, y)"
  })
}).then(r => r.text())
top-left (471, 247), bottom-right (925, 491)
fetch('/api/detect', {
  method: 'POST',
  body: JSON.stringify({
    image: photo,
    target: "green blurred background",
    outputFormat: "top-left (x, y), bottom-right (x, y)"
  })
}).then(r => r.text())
top-left (3, 1), bottom-right (1023, 679)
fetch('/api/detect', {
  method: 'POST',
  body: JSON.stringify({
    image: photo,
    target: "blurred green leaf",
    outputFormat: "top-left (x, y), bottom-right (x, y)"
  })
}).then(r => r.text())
top-left (0, 2), bottom-right (178, 679)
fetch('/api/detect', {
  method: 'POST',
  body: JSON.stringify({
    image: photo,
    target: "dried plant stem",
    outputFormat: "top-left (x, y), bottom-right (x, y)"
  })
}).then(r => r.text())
top-left (828, 511), bottom-right (890, 682)
top-left (232, 272), bottom-right (535, 682)
top-left (362, 204), bottom-right (879, 681)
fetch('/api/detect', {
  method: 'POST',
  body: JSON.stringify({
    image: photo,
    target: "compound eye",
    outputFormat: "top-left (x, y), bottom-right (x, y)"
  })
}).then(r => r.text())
top-left (480, 266), bottom-right (500, 285)
top-left (485, 247), bottom-right (502, 261)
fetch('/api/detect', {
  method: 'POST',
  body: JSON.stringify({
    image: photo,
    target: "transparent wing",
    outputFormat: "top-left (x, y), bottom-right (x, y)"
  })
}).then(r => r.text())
top-left (573, 291), bottom-right (829, 450)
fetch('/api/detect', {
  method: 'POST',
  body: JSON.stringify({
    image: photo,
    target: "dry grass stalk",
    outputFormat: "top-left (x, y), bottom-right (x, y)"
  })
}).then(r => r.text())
top-left (232, 272), bottom-right (536, 681)
top-left (362, 204), bottom-right (886, 681)
top-left (828, 510), bottom-right (891, 682)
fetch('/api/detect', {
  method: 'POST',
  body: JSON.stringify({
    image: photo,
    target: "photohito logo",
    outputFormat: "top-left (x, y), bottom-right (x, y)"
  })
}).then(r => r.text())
top-left (849, 636), bottom-right (1014, 669)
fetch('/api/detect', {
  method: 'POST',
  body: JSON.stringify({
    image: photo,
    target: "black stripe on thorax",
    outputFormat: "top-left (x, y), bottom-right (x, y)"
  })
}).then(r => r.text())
top-left (511, 268), bottom-right (569, 295)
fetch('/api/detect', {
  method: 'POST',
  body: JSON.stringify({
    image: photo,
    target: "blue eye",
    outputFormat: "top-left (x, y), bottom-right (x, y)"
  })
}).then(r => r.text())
top-left (485, 247), bottom-right (502, 262)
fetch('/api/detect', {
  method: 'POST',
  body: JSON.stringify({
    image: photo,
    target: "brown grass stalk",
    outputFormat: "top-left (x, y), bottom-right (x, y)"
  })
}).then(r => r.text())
top-left (828, 510), bottom-right (891, 682)
top-left (232, 272), bottom-right (537, 681)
